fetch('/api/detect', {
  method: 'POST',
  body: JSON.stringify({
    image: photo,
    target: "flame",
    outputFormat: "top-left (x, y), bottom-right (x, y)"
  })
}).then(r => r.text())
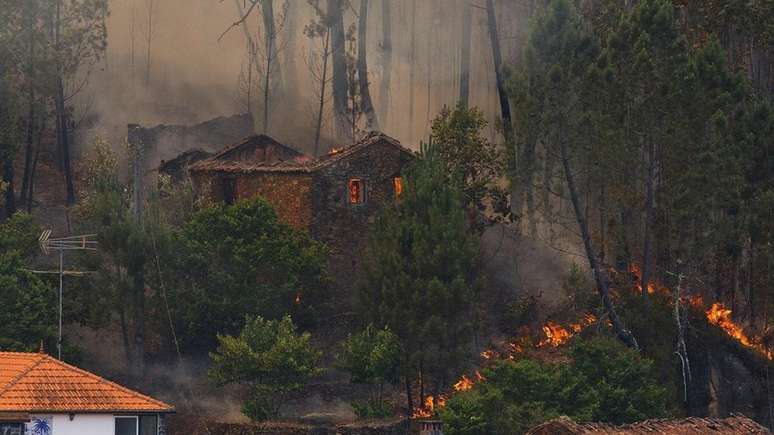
top-left (453, 375), bottom-right (474, 392)
top-left (480, 350), bottom-right (495, 360)
top-left (538, 321), bottom-right (573, 347)
top-left (537, 314), bottom-right (597, 348)
top-left (328, 147), bottom-right (341, 155)
top-left (706, 302), bottom-right (772, 360)
top-left (294, 292), bottom-right (301, 304)
top-left (412, 395), bottom-right (444, 418)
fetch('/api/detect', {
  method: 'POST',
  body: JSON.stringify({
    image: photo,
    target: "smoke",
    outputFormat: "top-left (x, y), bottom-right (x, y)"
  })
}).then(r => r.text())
top-left (74, 0), bottom-right (531, 157)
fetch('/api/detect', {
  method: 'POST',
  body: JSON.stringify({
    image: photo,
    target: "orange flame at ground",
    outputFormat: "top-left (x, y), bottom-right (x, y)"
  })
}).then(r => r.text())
top-left (706, 302), bottom-right (772, 360)
top-left (454, 375), bottom-right (474, 392)
top-left (412, 394), bottom-right (446, 418)
top-left (537, 314), bottom-right (597, 348)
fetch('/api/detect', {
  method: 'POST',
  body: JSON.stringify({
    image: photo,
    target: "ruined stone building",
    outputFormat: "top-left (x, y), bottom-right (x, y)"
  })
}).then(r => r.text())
top-left (187, 132), bottom-right (415, 287)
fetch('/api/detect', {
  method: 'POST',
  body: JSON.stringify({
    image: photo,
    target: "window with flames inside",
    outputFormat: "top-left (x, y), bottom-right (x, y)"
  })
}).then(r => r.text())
top-left (393, 176), bottom-right (403, 198)
top-left (349, 178), bottom-right (365, 205)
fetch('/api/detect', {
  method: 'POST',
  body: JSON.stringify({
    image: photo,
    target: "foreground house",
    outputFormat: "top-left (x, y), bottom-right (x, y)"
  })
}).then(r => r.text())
top-left (526, 414), bottom-right (770, 434)
top-left (188, 132), bottom-right (415, 288)
top-left (0, 351), bottom-right (173, 435)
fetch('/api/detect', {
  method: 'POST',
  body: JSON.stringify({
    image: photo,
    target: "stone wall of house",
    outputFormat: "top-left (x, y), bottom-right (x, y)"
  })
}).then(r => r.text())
top-left (238, 173), bottom-right (314, 231)
top-left (190, 171), bottom-right (314, 232)
top-left (310, 140), bottom-right (414, 296)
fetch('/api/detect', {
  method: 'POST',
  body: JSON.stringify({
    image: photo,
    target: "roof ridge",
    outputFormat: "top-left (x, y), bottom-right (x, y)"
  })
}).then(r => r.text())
top-left (44, 357), bottom-right (173, 410)
top-left (0, 353), bottom-right (46, 397)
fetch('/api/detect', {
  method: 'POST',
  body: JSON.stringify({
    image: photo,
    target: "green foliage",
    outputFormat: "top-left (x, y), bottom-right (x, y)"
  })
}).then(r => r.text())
top-left (430, 103), bottom-right (505, 215)
top-left (441, 338), bottom-right (671, 435)
top-left (209, 315), bottom-right (322, 421)
top-left (0, 213), bottom-right (56, 351)
top-left (0, 212), bottom-right (39, 256)
top-left (361, 143), bottom-right (479, 395)
top-left (339, 325), bottom-right (400, 386)
top-left (171, 197), bottom-right (328, 350)
top-left (351, 399), bottom-right (393, 419)
top-left (338, 325), bottom-right (400, 405)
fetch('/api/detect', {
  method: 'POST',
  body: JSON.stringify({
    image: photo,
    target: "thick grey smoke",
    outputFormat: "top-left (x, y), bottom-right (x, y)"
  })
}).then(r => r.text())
top-left (75, 0), bottom-right (530, 157)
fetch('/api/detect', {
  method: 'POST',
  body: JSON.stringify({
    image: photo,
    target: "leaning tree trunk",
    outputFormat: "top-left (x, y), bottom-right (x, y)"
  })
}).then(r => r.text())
top-left (559, 129), bottom-right (638, 350)
top-left (486, 0), bottom-right (516, 218)
top-left (328, 0), bottom-right (349, 140)
top-left (485, 0), bottom-right (512, 141)
top-left (358, 0), bottom-right (379, 131)
top-left (378, 0), bottom-right (392, 130)
top-left (459, 0), bottom-right (472, 107)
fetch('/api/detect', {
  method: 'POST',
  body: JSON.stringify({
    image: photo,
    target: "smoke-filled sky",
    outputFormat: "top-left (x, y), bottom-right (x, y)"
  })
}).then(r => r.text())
top-left (79, 0), bottom-right (530, 154)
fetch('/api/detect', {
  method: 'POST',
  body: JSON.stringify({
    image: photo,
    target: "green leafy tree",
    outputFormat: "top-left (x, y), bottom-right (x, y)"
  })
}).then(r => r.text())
top-left (171, 197), bottom-right (328, 350)
top-left (209, 315), bottom-right (322, 421)
top-left (441, 338), bottom-right (671, 435)
top-left (361, 144), bottom-right (479, 411)
top-left (0, 213), bottom-right (56, 350)
top-left (338, 325), bottom-right (400, 417)
top-left (430, 104), bottom-right (505, 218)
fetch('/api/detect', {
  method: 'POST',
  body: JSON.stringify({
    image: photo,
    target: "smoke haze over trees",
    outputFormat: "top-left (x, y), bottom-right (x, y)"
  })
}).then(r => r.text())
top-left (81, 0), bottom-right (526, 153)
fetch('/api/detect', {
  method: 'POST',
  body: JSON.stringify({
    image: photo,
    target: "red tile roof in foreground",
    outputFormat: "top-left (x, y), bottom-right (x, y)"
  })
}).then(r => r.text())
top-left (526, 415), bottom-right (770, 435)
top-left (0, 352), bottom-right (173, 413)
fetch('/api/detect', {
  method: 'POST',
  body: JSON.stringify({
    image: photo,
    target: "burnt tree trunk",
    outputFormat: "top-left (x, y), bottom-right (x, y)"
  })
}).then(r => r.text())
top-left (641, 141), bottom-right (656, 305)
top-left (559, 129), bottom-right (638, 349)
top-left (459, 0), bottom-right (472, 107)
top-left (314, 30), bottom-right (331, 157)
top-left (328, 0), bottom-right (349, 140)
top-left (358, 0), bottom-right (379, 131)
top-left (407, 0), bottom-right (416, 141)
top-left (261, 0), bottom-right (276, 134)
top-left (378, 0), bottom-right (392, 129)
top-left (27, 117), bottom-right (45, 213)
top-left (54, 0), bottom-right (75, 206)
top-left (144, 0), bottom-right (155, 87)
top-left (486, 0), bottom-right (516, 220)
top-left (20, 1), bottom-right (37, 205)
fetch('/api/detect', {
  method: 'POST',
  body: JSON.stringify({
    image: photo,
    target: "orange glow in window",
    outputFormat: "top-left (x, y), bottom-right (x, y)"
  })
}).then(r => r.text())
top-left (349, 178), bottom-right (364, 204)
top-left (393, 177), bottom-right (403, 198)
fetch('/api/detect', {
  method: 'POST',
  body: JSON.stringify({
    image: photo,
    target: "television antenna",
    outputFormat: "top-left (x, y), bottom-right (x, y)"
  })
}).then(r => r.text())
top-left (35, 230), bottom-right (98, 359)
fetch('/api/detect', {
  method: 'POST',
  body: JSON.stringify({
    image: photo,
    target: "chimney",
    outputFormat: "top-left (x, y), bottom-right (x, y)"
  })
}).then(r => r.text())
top-left (419, 420), bottom-right (444, 435)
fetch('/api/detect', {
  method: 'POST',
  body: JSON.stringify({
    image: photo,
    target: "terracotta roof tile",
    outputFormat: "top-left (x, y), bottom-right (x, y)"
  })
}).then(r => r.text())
top-left (189, 131), bottom-right (415, 174)
top-left (0, 352), bottom-right (173, 413)
top-left (527, 415), bottom-right (770, 434)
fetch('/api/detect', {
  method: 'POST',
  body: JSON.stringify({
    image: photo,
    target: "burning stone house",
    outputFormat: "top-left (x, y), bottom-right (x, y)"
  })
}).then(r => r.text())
top-left (187, 132), bottom-right (415, 287)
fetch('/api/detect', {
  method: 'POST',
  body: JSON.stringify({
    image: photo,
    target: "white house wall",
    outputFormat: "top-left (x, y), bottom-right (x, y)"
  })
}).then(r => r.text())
top-left (27, 413), bottom-right (113, 435)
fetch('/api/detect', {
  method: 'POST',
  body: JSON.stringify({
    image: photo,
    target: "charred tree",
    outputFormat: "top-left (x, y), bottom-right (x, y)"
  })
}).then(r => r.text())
top-left (559, 130), bottom-right (638, 350)
top-left (459, 0), bottom-right (472, 107)
top-left (20, 1), bottom-right (38, 206)
top-left (407, 0), bottom-right (416, 141)
top-left (329, 0), bottom-right (349, 139)
top-left (260, 0), bottom-right (277, 133)
top-left (358, 0), bottom-right (379, 131)
top-left (378, 0), bottom-right (392, 129)
top-left (485, 0), bottom-right (516, 221)
top-left (312, 30), bottom-right (331, 156)
top-left (54, 0), bottom-right (76, 206)
top-left (641, 140), bottom-right (656, 305)
top-left (144, 0), bottom-right (156, 87)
